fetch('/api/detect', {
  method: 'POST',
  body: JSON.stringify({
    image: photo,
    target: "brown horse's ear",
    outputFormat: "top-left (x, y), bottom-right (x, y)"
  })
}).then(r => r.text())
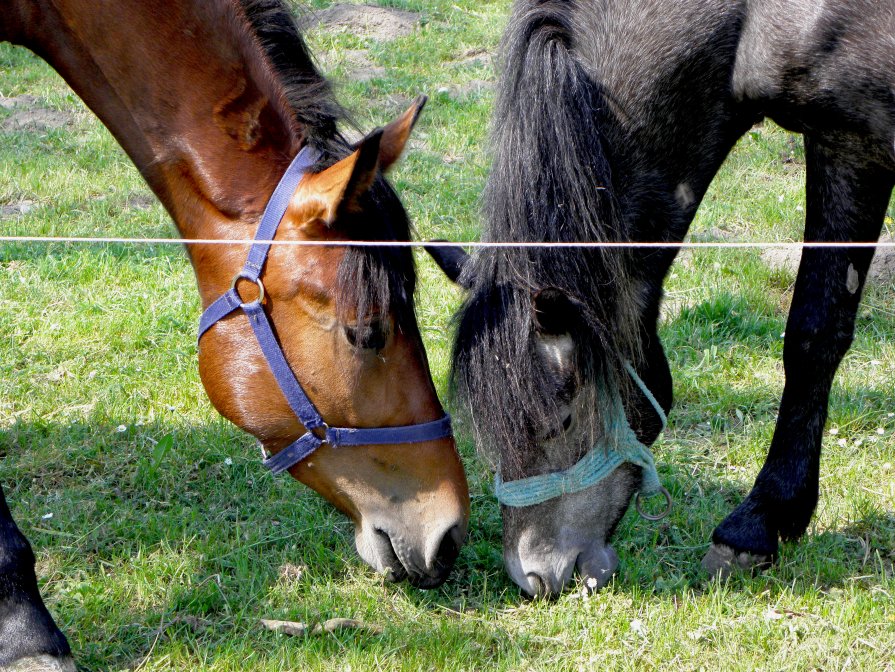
top-left (378, 95), bottom-right (427, 172)
top-left (290, 130), bottom-right (382, 225)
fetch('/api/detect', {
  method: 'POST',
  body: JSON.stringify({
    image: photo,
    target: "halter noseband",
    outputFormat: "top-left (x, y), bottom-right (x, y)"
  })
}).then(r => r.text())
top-left (198, 146), bottom-right (453, 475)
top-left (493, 362), bottom-right (671, 519)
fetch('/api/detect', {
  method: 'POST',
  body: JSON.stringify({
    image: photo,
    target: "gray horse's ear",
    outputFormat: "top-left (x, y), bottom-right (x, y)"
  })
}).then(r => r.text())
top-left (531, 287), bottom-right (586, 335)
top-left (425, 241), bottom-right (473, 288)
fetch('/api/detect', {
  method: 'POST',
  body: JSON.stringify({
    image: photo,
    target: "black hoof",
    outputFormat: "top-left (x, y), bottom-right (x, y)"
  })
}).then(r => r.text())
top-left (1, 654), bottom-right (77, 671)
top-left (0, 546), bottom-right (72, 669)
top-left (701, 542), bottom-right (773, 579)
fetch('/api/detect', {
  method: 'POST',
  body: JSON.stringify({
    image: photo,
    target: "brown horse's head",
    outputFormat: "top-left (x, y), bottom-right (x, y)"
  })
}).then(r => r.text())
top-left (196, 101), bottom-right (469, 587)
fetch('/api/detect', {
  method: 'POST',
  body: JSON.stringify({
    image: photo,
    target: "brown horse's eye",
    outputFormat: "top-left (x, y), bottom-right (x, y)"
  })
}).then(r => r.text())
top-left (344, 318), bottom-right (389, 351)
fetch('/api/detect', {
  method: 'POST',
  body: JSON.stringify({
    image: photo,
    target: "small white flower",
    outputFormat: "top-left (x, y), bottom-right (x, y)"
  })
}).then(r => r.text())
top-left (116, 424), bottom-right (127, 433)
top-left (871, 360), bottom-right (881, 366)
top-left (854, 439), bottom-right (863, 447)
top-left (41, 513), bottom-right (53, 520)
top-left (888, 413), bottom-right (894, 418)
top-left (778, 194), bottom-right (785, 203)
top-left (837, 438), bottom-right (847, 447)
top-left (795, 205), bottom-right (804, 212)
top-left (765, 608), bottom-right (785, 621)
top-left (877, 428), bottom-right (885, 435)
top-left (829, 427), bottom-right (839, 435)
top-left (586, 577), bottom-right (598, 589)
top-left (224, 457), bottom-right (233, 466)
top-left (630, 619), bottom-right (647, 637)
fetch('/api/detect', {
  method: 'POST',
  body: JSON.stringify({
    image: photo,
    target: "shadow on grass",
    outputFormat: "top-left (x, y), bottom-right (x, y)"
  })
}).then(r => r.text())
top-left (2, 419), bottom-right (520, 669)
top-left (2, 414), bottom-right (893, 669)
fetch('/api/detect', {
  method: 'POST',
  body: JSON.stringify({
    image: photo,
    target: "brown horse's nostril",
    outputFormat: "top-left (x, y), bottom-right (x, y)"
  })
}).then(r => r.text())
top-left (405, 524), bottom-right (464, 589)
top-left (433, 524), bottom-right (462, 572)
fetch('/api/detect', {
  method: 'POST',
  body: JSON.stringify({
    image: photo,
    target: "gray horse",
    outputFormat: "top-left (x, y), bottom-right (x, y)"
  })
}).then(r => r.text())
top-left (431, 0), bottom-right (894, 596)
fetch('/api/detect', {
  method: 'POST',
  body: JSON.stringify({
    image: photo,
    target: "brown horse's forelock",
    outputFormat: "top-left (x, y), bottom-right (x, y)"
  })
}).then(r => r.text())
top-left (234, 0), bottom-right (417, 330)
top-left (451, 0), bottom-right (642, 468)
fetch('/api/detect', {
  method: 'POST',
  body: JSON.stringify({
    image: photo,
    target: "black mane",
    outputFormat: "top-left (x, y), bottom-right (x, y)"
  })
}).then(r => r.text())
top-left (237, 0), bottom-right (344, 146)
top-left (452, 0), bottom-right (641, 465)
top-left (237, 0), bottom-right (417, 329)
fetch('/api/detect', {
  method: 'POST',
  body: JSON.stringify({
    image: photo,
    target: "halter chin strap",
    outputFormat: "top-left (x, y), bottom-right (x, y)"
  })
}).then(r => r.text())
top-left (198, 145), bottom-right (453, 475)
top-left (493, 362), bottom-right (670, 516)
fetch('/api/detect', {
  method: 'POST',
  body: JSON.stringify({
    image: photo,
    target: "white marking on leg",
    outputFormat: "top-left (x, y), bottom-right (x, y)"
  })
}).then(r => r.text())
top-left (675, 183), bottom-right (695, 209)
top-left (846, 263), bottom-right (859, 294)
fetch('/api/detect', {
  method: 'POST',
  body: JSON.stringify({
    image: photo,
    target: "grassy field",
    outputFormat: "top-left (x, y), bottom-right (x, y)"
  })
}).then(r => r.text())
top-left (2, 1), bottom-right (895, 670)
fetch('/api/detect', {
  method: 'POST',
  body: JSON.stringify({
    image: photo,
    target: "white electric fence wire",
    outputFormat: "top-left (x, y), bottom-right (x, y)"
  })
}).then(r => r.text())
top-left (2, 236), bottom-right (895, 249)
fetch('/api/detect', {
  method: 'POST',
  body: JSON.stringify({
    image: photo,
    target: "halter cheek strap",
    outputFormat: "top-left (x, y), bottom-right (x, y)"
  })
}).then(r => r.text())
top-left (198, 146), bottom-right (453, 475)
top-left (493, 362), bottom-right (670, 517)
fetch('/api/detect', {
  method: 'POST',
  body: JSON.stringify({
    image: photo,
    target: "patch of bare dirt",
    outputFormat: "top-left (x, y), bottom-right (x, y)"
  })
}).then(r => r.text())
top-left (0, 200), bottom-right (36, 217)
top-left (674, 227), bottom-right (737, 266)
top-left (303, 4), bottom-right (419, 41)
top-left (761, 235), bottom-right (895, 283)
top-left (437, 79), bottom-right (493, 100)
top-left (343, 49), bottom-right (386, 81)
top-left (454, 48), bottom-right (494, 69)
top-left (0, 94), bottom-right (37, 110)
top-left (124, 193), bottom-right (156, 211)
top-left (0, 95), bottom-right (74, 132)
top-left (318, 48), bottom-right (386, 82)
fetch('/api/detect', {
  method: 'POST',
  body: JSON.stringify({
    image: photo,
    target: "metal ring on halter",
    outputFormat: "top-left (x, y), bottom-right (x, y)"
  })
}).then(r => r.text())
top-left (311, 422), bottom-right (330, 441)
top-left (231, 272), bottom-right (265, 307)
top-left (635, 486), bottom-right (673, 521)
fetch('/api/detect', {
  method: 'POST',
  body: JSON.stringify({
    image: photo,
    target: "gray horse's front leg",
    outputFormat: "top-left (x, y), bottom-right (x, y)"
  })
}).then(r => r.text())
top-left (704, 134), bottom-right (895, 577)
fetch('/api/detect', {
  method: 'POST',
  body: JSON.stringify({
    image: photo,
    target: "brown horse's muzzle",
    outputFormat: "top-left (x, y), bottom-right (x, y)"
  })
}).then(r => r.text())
top-left (292, 439), bottom-right (470, 586)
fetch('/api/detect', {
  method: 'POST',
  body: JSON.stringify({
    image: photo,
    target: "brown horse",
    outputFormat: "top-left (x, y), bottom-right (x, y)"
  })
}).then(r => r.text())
top-left (0, 0), bottom-right (469, 667)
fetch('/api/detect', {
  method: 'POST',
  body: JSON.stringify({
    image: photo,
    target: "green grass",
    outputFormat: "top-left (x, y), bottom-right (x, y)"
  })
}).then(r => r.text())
top-left (2, 1), bottom-right (895, 669)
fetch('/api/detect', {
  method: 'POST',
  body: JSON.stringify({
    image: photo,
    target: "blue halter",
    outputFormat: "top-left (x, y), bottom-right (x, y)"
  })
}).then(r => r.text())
top-left (198, 146), bottom-right (453, 475)
top-left (493, 362), bottom-right (671, 518)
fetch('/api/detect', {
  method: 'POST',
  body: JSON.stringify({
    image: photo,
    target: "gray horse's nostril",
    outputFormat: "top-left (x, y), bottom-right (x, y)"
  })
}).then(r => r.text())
top-left (525, 572), bottom-right (546, 598)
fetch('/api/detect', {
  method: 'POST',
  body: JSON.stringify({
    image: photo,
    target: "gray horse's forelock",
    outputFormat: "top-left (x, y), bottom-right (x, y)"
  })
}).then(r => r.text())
top-left (452, 1), bottom-right (643, 469)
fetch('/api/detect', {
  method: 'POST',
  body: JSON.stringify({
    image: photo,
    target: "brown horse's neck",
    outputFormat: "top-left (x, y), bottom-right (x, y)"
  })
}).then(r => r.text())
top-left (3, 0), bottom-right (331, 240)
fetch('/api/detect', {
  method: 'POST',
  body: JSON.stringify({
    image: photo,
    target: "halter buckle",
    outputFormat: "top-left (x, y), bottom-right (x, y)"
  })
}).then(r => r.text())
top-left (311, 422), bottom-right (330, 442)
top-left (231, 272), bottom-right (265, 307)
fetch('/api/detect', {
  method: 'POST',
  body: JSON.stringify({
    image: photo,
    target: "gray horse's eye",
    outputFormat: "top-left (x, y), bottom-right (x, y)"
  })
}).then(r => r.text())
top-left (562, 413), bottom-right (573, 432)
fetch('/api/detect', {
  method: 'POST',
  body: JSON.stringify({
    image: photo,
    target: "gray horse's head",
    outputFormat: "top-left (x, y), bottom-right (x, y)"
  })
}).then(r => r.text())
top-left (430, 245), bottom-right (653, 597)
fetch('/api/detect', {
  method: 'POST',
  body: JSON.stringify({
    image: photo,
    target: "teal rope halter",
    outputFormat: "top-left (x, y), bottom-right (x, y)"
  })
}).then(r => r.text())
top-left (493, 362), bottom-right (672, 519)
